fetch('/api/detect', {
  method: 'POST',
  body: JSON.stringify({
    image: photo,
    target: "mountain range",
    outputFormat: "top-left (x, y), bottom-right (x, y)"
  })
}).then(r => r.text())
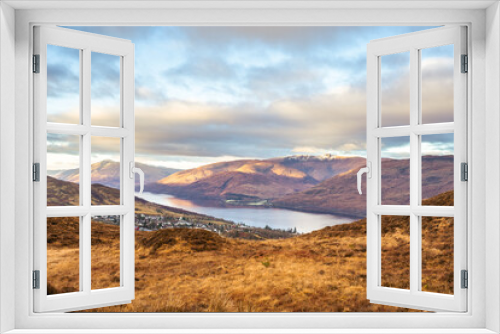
top-left (146, 155), bottom-right (453, 217)
top-left (49, 160), bottom-right (179, 189)
top-left (49, 154), bottom-right (454, 218)
top-left (147, 155), bottom-right (366, 202)
top-left (273, 155), bottom-right (454, 217)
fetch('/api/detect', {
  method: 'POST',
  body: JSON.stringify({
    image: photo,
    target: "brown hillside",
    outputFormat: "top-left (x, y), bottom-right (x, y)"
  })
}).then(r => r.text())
top-left (51, 160), bottom-right (179, 189)
top-left (46, 190), bottom-right (454, 313)
top-left (273, 156), bottom-right (454, 217)
top-left (274, 167), bottom-right (367, 217)
top-left (150, 155), bottom-right (366, 202)
top-left (268, 155), bottom-right (366, 182)
top-left (47, 176), bottom-right (233, 225)
top-left (149, 171), bottom-right (318, 201)
top-left (47, 176), bottom-right (125, 206)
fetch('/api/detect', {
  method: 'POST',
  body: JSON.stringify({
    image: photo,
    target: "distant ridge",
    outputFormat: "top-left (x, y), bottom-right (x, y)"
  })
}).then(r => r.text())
top-left (273, 155), bottom-right (454, 217)
top-left (50, 160), bottom-right (180, 189)
top-left (147, 155), bottom-right (366, 202)
top-left (51, 154), bottom-right (454, 218)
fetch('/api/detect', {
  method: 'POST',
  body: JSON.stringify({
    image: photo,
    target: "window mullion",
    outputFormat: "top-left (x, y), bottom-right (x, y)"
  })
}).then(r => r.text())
top-left (82, 48), bottom-right (91, 208)
top-left (409, 47), bottom-right (420, 295)
top-left (81, 47), bottom-right (92, 294)
top-left (416, 46), bottom-right (424, 294)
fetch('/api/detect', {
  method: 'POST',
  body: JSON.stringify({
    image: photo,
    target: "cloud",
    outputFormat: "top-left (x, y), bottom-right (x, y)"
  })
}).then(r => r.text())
top-left (291, 146), bottom-right (324, 154)
top-left (47, 133), bottom-right (80, 170)
top-left (422, 133), bottom-right (454, 156)
top-left (131, 51), bottom-right (452, 163)
top-left (136, 154), bottom-right (257, 170)
top-left (381, 137), bottom-right (410, 159)
top-left (154, 26), bottom-right (437, 107)
top-left (244, 64), bottom-right (327, 102)
top-left (135, 85), bottom-right (167, 103)
top-left (165, 58), bottom-right (237, 82)
top-left (47, 64), bottom-right (79, 98)
top-left (91, 52), bottom-right (121, 100)
top-left (47, 133), bottom-right (79, 155)
top-left (91, 136), bottom-right (121, 162)
top-left (132, 83), bottom-right (368, 160)
top-left (177, 26), bottom-right (435, 54)
top-left (421, 56), bottom-right (454, 124)
top-left (47, 45), bottom-right (80, 99)
top-left (49, 26), bottom-right (455, 169)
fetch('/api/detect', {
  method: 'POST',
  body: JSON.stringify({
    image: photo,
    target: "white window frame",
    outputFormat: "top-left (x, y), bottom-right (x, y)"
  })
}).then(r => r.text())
top-left (1, 1), bottom-right (499, 333)
top-left (33, 25), bottom-right (136, 313)
top-left (366, 26), bottom-right (468, 312)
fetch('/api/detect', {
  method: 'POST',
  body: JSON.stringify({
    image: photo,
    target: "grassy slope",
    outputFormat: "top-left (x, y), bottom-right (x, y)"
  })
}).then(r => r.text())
top-left (47, 176), bottom-right (232, 226)
top-left (273, 156), bottom-right (454, 217)
top-left (47, 190), bottom-right (454, 313)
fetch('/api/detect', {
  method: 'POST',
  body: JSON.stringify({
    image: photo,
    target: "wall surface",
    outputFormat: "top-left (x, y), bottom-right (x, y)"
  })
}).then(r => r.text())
top-left (486, 2), bottom-right (500, 333)
top-left (0, 2), bottom-right (16, 333)
top-left (7, 4), bottom-right (492, 332)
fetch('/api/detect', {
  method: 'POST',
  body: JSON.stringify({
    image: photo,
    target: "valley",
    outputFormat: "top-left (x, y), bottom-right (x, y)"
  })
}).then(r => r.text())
top-left (47, 176), bottom-right (300, 240)
top-left (45, 190), bottom-right (454, 313)
top-left (146, 155), bottom-right (454, 218)
top-left (48, 154), bottom-right (454, 220)
top-left (42, 25), bottom-right (458, 315)
top-left (46, 155), bottom-right (455, 312)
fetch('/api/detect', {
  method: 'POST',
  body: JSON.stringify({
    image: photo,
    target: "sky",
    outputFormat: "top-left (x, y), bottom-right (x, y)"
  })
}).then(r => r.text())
top-left (46, 26), bottom-right (455, 171)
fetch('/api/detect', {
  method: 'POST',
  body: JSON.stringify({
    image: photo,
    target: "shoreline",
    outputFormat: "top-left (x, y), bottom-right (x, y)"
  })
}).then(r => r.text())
top-left (136, 191), bottom-right (359, 234)
top-left (140, 190), bottom-right (364, 221)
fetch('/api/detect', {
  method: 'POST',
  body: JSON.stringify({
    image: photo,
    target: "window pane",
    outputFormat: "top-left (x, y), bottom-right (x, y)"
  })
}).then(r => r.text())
top-left (47, 44), bottom-right (80, 124)
top-left (381, 52), bottom-right (410, 127)
top-left (92, 215), bottom-right (121, 290)
top-left (381, 137), bottom-right (410, 205)
top-left (47, 133), bottom-right (80, 206)
top-left (91, 136), bottom-right (121, 205)
top-left (47, 217), bottom-right (80, 295)
top-left (91, 52), bottom-right (121, 127)
top-left (421, 216), bottom-right (454, 294)
top-left (421, 45), bottom-right (454, 124)
top-left (381, 215), bottom-right (410, 290)
top-left (421, 134), bottom-right (454, 206)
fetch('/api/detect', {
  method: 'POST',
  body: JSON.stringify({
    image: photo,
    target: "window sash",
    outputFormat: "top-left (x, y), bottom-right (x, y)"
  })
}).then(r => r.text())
top-left (32, 25), bottom-right (136, 313)
top-left (366, 26), bottom-right (468, 312)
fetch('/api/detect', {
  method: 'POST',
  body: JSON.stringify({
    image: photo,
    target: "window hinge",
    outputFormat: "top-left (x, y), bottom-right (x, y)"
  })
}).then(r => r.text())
top-left (461, 162), bottom-right (468, 182)
top-left (33, 54), bottom-right (40, 73)
top-left (461, 54), bottom-right (468, 73)
top-left (32, 270), bottom-right (40, 289)
top-left (461, 270), bottom-right (468, 289)
top-left (33, 163), bottom-right (40, 182)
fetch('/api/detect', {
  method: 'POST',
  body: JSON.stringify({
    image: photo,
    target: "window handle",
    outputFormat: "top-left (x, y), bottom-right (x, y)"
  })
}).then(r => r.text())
top-left (357, 162), bottom-right (371, 195)
top-left (129, 162), bottom-right (145, 194)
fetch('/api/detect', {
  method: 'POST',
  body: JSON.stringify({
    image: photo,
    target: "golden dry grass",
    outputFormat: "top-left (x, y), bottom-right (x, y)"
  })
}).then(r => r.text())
top-left (46, 191), bottom-right (454, 312)
top-left (91, 220), bottom-right (121, 290)
top-left (46, 221), bottom-right (438, 313)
